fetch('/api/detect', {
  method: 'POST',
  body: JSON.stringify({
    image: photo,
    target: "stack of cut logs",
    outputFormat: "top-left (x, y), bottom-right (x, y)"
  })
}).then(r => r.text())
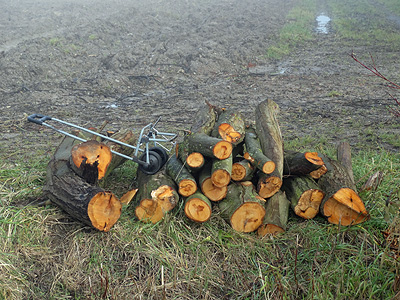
top-left (44, 99), bottom-right (370, 234)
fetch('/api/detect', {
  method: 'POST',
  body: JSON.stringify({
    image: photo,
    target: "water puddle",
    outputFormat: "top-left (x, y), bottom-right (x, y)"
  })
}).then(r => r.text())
top-left (316, 14), bottom-right (331, 34)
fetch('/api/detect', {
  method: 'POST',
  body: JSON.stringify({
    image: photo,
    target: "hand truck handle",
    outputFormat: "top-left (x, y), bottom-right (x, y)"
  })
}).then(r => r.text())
top-left (27, 114), bottom-right (52, 125)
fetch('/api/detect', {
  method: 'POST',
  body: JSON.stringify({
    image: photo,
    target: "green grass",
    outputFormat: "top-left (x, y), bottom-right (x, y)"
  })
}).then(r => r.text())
top-left (1, 142), bottom-right (400, 299)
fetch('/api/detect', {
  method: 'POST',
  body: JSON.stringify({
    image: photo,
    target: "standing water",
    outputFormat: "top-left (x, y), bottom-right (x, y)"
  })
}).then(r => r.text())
top-left (316, 14), bottom-right (331, 34)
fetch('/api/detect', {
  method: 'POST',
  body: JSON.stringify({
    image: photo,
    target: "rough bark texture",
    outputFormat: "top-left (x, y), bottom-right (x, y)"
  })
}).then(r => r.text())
top-left (255, 99), bottom-right (284, 178)
top-left (219, 181), bottom-right (266, 232)
top-left (281, 175), bottom-right (324, 219)
top-left (166, 155), bottom-right (197, 197)
top-left (244, 127), bottom-right (275, 174)
top-left (336, 141), bottom-right (355, 186)
top-left (189, 101), bottom-right (218, 135)
top-left (45, 137), bottom-right (121, 232)
top-left (184, 191), bottom-right (212, 223)
top-left (258, 190), bottom-right (290, 236)
top-left (318, 155), bottom-right (369, 226)
top-left (283, 151), bottom-right (325, 176)
top-left (134, 169), bottom-right (179, 224)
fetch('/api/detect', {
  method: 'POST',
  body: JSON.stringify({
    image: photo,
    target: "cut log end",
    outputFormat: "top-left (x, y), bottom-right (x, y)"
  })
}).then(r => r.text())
top-left (211, 169), bottom-right (231, 187)
top-left (201, 177), bottom-right (227, 201)
top-left (310, 164), bottom-right (328, 179)
top-left (322, 188), bottom-right (370, 226)
top-left (258, 176), bottom-right (283, 199)
top-left (213, 141), bottom-right (233, 160)
top-left (151, 185), bottom-right (178, 212)
top-left (257, 224), bottom-right (285, 236)
top-left (262, 161), bottom-right (276, 174)
top-left (305, 152), bottom-right (325, 166)
top-left (88, 192), bottom-right (122, 232)
top-left (231, 163), bottom-right (246, 181)
top-left (186, 152), bottom-right (205, 169)
top-left (71, 140), bottom-right (112, 180)
top-left (218, 123), bottom-right (242, 143)
top-left (185, 197), bottom-right (212, 223)
top-left (294, 189), bottom-right (324, 219)
top-left (178, 179), bottom-right (197, 197)
top-left (135, 199), bottom-right (164, 224)
top-left (230, 202), bottom-right (266, 233)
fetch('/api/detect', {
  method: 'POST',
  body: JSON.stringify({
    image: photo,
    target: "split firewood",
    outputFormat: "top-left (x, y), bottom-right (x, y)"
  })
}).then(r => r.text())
top-left (190, 101), bottom-right (219, 135)
top-left (184, 191), bottom-right (213, 223)
top-left (166, 155), bottom-right (197, 197)
top-left (211, 154), bottom-right (232, 187)
top-left (281, 175), bottom-right (325, 219)
top-left (219, 181), bottom-right (266, 233)
top-left (175, 142), bottom-right (205, 173)
top-left (255, 99), bottom-right (284, 178)
top-left (199, 163), bottom-right (227, 201)
top-left (211, 109), bottom-right (245, 145)
top-left (258, 190), bottom-right (290, 236)
top-left (103, 129), bottom-right (136, 178)
top-left (45, 137), bottom-right (121, 232)
top-left (185, 132), bottom-right (232, 160)
top-left (318, 154), bottom-right (369, 226)
top-left (70, 140), bottom-right (112, 184)
top-left (244, 127), bottom-right (275, 174)
top-left (283, 150), bottom-right (325, 176)
top-left (134, 169), bottom-right (179, 224)
top-left (231, 157), bottom-right (255, 182)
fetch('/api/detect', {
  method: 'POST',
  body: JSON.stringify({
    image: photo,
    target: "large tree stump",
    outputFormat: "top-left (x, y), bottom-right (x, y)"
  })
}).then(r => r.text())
top-left (166, 155), bottom-right (197, 197)
top-left (211, 109), bottom-right (246, 145)
top-left (219, 181), bottom-right (266, 232)
top-left (184, 191), bottom-right (213, 223)
top-left (44, 137), bottom-right (121, 232)
top-left (281, 175), bottom-right (325, 219)
top-left (318, 153), bottom-right (369, 226)
top-left (199, 163), bottom-right (227, 201)
top-left (134, 169), bottom-right (179, 224)
top-left (283, 151), bottom-right (325, 176)
top-left (258, 190), bottom-right (290, 236)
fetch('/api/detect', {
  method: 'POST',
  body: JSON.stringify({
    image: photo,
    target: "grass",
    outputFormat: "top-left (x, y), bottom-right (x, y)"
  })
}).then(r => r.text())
top-left (1, 140), bottom-right (400, 299)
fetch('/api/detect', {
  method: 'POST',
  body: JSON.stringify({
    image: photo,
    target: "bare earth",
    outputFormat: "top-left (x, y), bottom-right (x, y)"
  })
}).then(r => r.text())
top-left (2, 0), bottom-right (400, 162)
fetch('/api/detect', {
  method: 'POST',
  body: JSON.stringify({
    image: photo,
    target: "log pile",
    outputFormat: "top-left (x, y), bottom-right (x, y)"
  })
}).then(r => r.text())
top-left (43, 99), bottom-right (370, 234)
top-left (134, 100), bottom-right (369, 234)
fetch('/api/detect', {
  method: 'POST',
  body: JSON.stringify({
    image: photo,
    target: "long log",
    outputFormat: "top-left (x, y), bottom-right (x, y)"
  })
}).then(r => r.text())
top-left (134, 169), bottom-right (179, 224)
top-left (258, 190), bottom-right (290, 236)
top-left (283, 151), bottom-right (325, 176)
top-left (281, 175), bottom-right (324, 219)
top-left (211, 109), bottom-right (246, 145)
top-left (318, 155), bottom-right (369, 226)
top-left (244, 127), bottom-right (275, 174)
top-left (44, 137), bottom-right (121, 232)
top-left (185, 132), bottom-right (232, 160)
top-left (199, 163), bottom-right (227, 201)
top-left (336, 141), bottom-right (355, 186)
top-left (219, 181), bottom-right (266, 232)
top-left (184, 191), bottom-right (213, 223)
top-left (190, 101), bottom-right (219, 135)
top-left (166, 155), bottom-right (197, 197)
top-left (255, 99), bottom-right (284, 178)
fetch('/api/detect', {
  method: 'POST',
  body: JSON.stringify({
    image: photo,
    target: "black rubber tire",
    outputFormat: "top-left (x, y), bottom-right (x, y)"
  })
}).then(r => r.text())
top-left (148, 146), bottom-right (169, 164)
top-left (139, 150), bottom-right (163, 175)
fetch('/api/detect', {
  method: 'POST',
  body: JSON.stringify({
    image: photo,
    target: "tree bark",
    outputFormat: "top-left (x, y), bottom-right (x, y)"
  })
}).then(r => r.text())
top-left (185, 132), bottom-right (232, 160)
top-left (244, 127), bottom-right (275, 174)
top-left (134, 169), bottom-right (179, 224)
top-left (165, 155), bottom-right (197, 197)
top-left (219, 181), bottom-right (266, 232)
top-left (283, 150), bottom-right (325, 176)
top-left (184, 191), bottom-right (212, 223)
top-left (336, 141), bottom-right (355, 186)
top-left (281, 175), bottom-right (324, 219)
top-left (190, 101), bottom-right (219, 135)
top-left (44, 137), bottom-right (121, 232)
top-left (255, 99), bottom-right (284, 178)
top-left (318, 155), bottom-right (369, 226)
top-left (211, 109), bottom-right (245, 146)
top-left (257, 190), bottom-right (290, 236)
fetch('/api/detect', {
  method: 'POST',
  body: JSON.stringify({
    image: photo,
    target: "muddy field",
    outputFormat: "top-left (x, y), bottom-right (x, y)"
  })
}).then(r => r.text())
top-left (1, 0), bottom-right (400, 164)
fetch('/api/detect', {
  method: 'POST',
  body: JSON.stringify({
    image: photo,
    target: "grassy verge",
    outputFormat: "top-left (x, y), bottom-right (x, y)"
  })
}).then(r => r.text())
top-left (1, 140), bottom-right (399, 299)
